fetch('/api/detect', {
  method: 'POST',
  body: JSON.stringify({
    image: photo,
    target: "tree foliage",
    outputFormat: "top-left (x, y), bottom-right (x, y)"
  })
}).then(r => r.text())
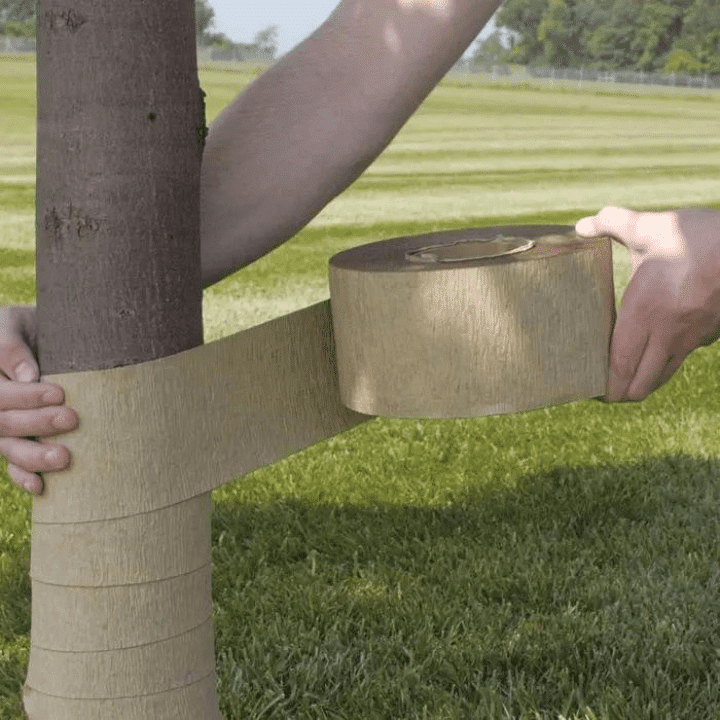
top-left (0, 0), bottom-right (32, 23)
top-left (497, 0), bottom-right (720, 73)
top-left (0, 0), bottom-right (280, 60)
top-left (471, 31), bottom-right (510, 68)
top-left (0, 0), bottom-right (221, 40)
top-left (0, 0), bottom-right (34, 37)
top-left (253, 25), bottom-right (278, 59)
top-left (195, 0), bottom-right (227, 46)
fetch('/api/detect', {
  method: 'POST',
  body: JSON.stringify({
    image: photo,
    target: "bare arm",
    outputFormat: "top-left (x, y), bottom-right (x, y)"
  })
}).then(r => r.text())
top-left (0, 1), bottom-right (501, 493)
top-left (200, 0), bottom-right (502, 287)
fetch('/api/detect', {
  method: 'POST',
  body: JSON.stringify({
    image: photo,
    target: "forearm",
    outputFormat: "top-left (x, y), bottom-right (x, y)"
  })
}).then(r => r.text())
top-left (200, 0), bottom-right (501, 287)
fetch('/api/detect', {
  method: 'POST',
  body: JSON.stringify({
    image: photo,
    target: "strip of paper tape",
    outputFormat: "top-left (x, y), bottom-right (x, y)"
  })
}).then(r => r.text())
top-left (24, 226), bottom-right (614, 716)
top-left (31, 299), bottom-right (369, 525)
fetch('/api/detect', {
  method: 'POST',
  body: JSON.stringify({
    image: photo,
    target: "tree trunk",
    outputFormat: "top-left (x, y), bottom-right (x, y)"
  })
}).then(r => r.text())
top-left (35, 0), bottom-right (204, 371)
top-left (25, 1), bottom-right (221, 717)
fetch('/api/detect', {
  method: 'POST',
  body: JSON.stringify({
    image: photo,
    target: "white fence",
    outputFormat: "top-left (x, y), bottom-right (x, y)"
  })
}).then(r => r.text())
top-left (3, 37), bottom-right (718, 92)
top-left (526, 65), bottom-right (719, 90)
top-left (196, 44), bottom-right (273, 65)
top-left (0, 35), bottom-right (35, 53)
top-left (451, 59), bottom-right (720, 91)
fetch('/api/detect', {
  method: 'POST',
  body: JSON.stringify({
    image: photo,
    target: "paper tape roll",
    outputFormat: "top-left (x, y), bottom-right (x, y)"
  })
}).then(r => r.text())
top-left (24, 225), bottom-right (614, 717)
top-left (329, 225), bottom-right (614, 418)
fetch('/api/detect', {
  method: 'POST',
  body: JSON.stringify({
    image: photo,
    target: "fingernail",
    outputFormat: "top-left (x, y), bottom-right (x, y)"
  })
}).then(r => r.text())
top-left (52, 412), bottom-right (76, 431)
top-left (15, 362), bottom-right (37, 383)
top-left (23, 479), bottom-right (41, 495)
top-left (44, 447), bottom-right (63, 464)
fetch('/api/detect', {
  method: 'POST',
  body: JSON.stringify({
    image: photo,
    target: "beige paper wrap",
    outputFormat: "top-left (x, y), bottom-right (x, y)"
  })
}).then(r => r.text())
top-left (24, 301), bottom-right (368, 719)
top-left (329, 225), bottom-right (614, 417)
top-left (23, 226), bottom-right (614, 718)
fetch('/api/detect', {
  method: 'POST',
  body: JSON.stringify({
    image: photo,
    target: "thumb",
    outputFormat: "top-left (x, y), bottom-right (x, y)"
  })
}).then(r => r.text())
top-left (575, 206), bottom-right (648, 254)
top-left (3, 346), bottom-right (40, 383)
top-left (575, 215), bottom-right (603, 237)
top-left (0, 308), bottom-right (40, 382)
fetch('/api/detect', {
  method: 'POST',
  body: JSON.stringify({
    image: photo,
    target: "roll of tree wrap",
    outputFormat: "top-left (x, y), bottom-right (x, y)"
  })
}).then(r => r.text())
top-left (329, 225), bottom-right (614, 418)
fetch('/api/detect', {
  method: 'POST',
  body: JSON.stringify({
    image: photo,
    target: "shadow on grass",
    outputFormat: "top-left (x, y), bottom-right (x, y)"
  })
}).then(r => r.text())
top-left (1, 455), bottom-right (717, 718)
top-left (210, 453), bottom-right (720, 718)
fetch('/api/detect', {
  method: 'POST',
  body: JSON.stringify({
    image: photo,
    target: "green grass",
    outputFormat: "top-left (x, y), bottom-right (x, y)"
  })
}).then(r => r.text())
top-left (2, 56), bottom-right (720, 719)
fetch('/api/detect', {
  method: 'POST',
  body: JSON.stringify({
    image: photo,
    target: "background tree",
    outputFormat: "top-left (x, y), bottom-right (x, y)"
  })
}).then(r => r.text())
top-left (0, 0), bottom-right (236, 45)
top-left (666, 0), bottom-right (720, 74)
top-left (496, 0), bottom-right (720, 73)
top-left (494, 0), bottom-right (547, 65)
top-left (470, 31), bottom-right (510, 69)
top-left (0, 0), bottom-right (32, 22)
top-left (535, 0), bottom-right (583, 66)
top-left (582, 0), bottom-right (642, 70)
top-left (254, 25), bottom-right (279, 60)
top-left (196, 0), bottom-right (229, 46)
top-left (0, 0), bottom-right (34, 37)
top-left (633, 0), bottom-right (693, 71)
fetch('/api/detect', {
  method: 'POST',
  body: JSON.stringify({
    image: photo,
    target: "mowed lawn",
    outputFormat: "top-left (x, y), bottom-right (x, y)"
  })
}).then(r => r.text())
top-left (2, 54), bottom-right (720, 719)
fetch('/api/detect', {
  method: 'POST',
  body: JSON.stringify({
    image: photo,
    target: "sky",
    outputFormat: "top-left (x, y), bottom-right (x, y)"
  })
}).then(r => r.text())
top-left (207, 0), bottom-right (498, 58)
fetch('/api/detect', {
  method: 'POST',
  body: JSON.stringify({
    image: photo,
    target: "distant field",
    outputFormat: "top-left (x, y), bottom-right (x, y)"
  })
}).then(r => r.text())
top-left (4, 55), bottom-right (720, 334)
top-left (2, 56), bottom-right (720, 719)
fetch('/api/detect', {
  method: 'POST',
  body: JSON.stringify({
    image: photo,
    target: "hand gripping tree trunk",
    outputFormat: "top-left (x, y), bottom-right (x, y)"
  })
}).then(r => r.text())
top-left (24, 1), bottom-right (221, 717)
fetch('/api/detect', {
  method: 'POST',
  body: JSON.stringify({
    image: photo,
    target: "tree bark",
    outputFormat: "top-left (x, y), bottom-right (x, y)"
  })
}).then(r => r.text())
top-left (26, 1), bottom-right (220, 717)
top-left (36, 0), bottom-right (205, 371)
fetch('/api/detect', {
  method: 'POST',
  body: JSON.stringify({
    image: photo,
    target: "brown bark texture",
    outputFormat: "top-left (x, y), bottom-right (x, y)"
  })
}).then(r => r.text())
top-left (36, 0), bottom-right (205, 373)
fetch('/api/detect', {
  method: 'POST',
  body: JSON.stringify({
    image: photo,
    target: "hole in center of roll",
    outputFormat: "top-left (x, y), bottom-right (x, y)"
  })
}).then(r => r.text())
top-left (404, 235), bottom-right (536, 263)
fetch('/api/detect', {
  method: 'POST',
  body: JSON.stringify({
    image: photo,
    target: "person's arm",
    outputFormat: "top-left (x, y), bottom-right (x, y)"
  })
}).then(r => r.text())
top-left (0, 0), bottom-right (501, 495)
top-left (200, 0), bottom-right (502, 287)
